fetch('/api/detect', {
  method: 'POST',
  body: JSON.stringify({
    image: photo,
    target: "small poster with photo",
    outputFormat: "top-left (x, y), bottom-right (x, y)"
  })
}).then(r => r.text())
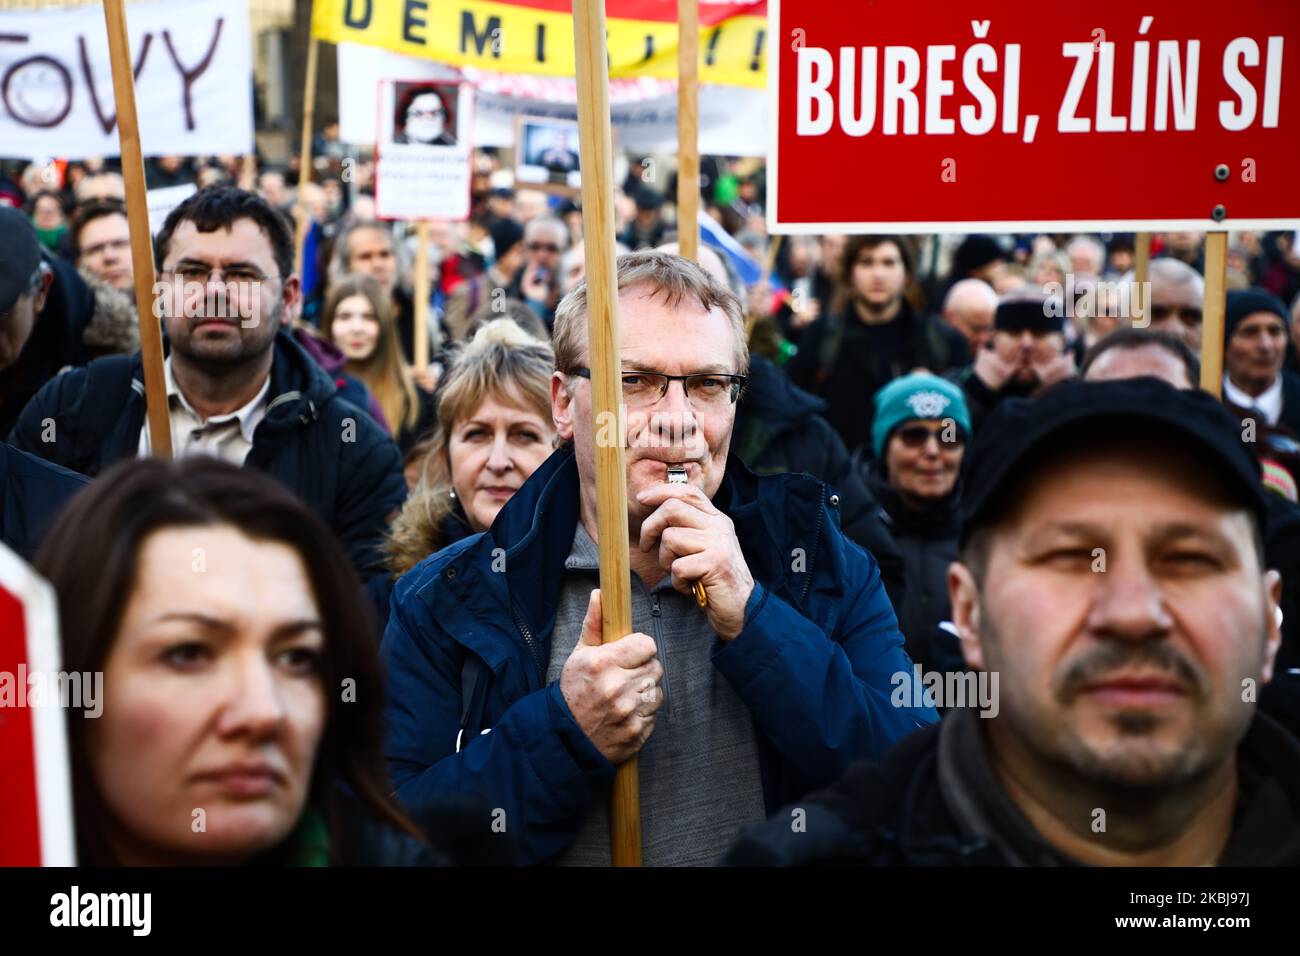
top-left (514, 115), bottom-right (602, 196)
top-left (375, 79), bottom-right (473, 221)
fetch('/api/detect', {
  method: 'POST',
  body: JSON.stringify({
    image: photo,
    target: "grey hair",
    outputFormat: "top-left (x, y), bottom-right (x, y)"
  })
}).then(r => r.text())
top-left (552, 249), bottom-right (748, 377)
top-left (1147, 256), bottom-right (1206, 300)
top-left (328, 220), bottom-right (406, 289)
top-left (1065, 234), bottom-right (1106, 271)
top-left (525, 216), bottom-right (569, 248)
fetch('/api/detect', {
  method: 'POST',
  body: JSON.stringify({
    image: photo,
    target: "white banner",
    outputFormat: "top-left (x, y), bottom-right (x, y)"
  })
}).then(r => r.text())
top-left (146, 182), bottom-right (197, 235)
top-left (0, 0), bottom-right (252, 161)
top-left (337, 43), bottom-right (767, 158)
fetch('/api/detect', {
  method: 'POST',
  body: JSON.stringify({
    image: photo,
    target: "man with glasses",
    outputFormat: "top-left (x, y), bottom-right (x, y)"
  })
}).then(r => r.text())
top-left (10, 186), bottom-right (405, 580)
top-left (71, 199), bottom-right (133, 293)
top-left (507, 215), bottom-right (568, 328)
top-left (382, 250), bottom-right (936, 865)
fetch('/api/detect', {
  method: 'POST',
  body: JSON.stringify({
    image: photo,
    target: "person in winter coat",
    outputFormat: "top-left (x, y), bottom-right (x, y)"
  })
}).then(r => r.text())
top-left (381, 251), bottom-right (936, 866)
top-left (859, 373), bottom-right (970, 674)
top-left (731, 352), bottom-right (906, 605)
top-left (34, 458), bottom-right (511, 866)
top-left (8, 186), bottom-right (405, 581)
top-left (728, 379), bottom-right (1300, 866)
top-left (367, 319), bottom-right (557, 624)
top-left (0, 443), bottom-right (87, 561)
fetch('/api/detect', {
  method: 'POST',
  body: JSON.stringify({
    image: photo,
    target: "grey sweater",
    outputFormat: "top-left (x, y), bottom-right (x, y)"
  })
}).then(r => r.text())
top-left (545, 523), bottom-right (768, 865)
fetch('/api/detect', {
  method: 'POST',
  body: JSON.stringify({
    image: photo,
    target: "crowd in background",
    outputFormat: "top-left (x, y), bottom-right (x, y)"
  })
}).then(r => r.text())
top-left (3, 135), bottom-right (1300, 867)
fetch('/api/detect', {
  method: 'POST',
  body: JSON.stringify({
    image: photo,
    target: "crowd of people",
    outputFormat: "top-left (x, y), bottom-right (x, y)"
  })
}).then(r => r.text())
top-left (2, 144), bottom-right (1300, 867)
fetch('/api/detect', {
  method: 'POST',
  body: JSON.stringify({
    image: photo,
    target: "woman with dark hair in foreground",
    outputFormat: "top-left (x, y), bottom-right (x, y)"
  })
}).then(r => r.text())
top-left (35, 457), bottom-right (449, 866)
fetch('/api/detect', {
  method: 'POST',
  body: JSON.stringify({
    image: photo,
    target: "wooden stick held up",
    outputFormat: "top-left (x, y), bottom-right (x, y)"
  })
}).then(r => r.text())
top-left (413, 221), bottom-right (431, 371)
top-left (102, 0), bottom-right (171, 458)
top-left (1133, 232), bottom-right (1151, 326)
top-left (294, 32), bottom-right (320, 278)
top-left (676, 0), bottom-right (700, 262)
top-left (572, 0), bottom-right (642, 867)
top-left (1200, 232), bottom-right (1229, 398)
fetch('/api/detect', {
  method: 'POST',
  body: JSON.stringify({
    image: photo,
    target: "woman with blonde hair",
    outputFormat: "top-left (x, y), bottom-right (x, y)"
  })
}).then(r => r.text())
top-left (369, 318), bottom-right (557, 619)
top-left (323, 273), bottom-right (437, 454)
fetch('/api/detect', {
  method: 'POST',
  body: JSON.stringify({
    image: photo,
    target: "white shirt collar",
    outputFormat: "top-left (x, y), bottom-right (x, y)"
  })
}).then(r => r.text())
top-left (164, 356), bottom-right (272, 444)
top-left (1223, 372), bottom-right (1283, 426)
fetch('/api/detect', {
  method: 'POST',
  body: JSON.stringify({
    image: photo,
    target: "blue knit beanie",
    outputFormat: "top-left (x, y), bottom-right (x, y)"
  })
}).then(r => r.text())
top-left (871, 373), bottom-right (972, 459)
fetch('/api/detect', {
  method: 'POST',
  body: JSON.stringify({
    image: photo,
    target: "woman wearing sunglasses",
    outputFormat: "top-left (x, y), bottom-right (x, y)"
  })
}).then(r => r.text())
top-left (861, 373), bottom-right (972, 675)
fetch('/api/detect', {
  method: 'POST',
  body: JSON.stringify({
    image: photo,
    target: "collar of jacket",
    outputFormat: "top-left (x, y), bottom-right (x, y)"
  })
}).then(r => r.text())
top-left (732, 353), bottom-right (828, 463)
top-left (129, 329), bottom-right (338, 436)
top-left (425, 442), bottom-right (850, 684)
top-left (926, 706), bottom-right (1300, 866)
top-left (862, 455), bottom-right (962, 541)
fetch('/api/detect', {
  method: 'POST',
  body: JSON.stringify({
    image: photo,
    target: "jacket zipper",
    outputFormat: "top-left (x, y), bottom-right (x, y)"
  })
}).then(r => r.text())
top-left (800, 488), bottom-right (827, 601)
top-left (508, 598), bottom-right (544, 686)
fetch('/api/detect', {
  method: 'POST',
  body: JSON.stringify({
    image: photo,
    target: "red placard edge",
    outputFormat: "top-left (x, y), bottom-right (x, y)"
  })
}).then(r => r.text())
top-left (763, 0), bottom-right (1300, 236)
top-left (0, 542), bottom-right (76, 866)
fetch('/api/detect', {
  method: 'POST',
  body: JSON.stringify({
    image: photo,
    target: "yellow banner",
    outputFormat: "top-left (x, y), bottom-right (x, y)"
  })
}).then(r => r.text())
top-left (312, 0), bottom-right (768, 89)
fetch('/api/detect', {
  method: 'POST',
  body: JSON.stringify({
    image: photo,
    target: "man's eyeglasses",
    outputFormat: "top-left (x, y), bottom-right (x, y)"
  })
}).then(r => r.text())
top-left (568, 368), bottom-right (747, 408)
top-left (527, 242), bottom-right (562, 254)
top-left (895, 423), bottom-right (965, 449)
top-left (162, 264), bottom-right (277, 288)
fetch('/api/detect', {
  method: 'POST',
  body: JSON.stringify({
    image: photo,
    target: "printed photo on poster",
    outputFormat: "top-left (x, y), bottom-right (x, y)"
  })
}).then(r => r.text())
top-left (392, 82), bottom-right (459, 146)
top-left (375, 79), bottom-right (473, 222)
top-left (513, 116), bottom-right (601, 195)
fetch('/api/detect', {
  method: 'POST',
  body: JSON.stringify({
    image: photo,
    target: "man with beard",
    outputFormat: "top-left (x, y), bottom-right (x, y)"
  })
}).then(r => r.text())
top-left (728, 377), bottom-right (1300, 866)
top-left (9, 186), bottom-right (405, 579)
top-left (954, 289), bottom-right (1076, 432)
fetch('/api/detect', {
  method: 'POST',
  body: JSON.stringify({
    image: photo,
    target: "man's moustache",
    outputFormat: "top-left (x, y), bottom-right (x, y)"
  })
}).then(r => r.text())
top-left (1057, 641), bottom-right (1205, 700)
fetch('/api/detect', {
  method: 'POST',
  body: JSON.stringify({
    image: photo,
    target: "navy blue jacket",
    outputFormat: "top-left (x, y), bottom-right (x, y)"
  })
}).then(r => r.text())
top-left (0, 443), bottom-right (88, 560)
top-left (381, 444), bottom-right (937, 864)
top-left (7, 331), bottom-right (406, 579)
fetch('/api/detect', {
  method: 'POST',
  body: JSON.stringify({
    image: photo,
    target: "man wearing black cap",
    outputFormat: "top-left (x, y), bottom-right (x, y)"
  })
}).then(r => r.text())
top-left (0, 208), bottom-right (91, 560)
top-left (1222, 288), bottom-right (1300, 437)
top-left (727, 378), bottom-right (1300, 866)
top-left (953, 288), bottom-right (1075, 432)
top-left (0, 205), bottom-right (98, 437)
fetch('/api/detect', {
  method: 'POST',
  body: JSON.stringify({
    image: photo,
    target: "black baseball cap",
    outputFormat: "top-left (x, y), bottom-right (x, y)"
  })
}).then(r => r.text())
top-left (0, 205), bottom-right (42, 313)
top-left (960, 377), bottom-right (1268, 545)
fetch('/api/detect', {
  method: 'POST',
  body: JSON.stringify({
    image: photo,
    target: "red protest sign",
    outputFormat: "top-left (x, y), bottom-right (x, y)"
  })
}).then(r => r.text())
top-left (768, 0), bottom-right (1300, 234)
top-left (0, 544), bottom-right (75, 866)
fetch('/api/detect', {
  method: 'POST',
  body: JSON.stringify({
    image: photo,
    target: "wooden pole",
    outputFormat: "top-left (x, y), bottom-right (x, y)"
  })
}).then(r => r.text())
top-left (1200, 231), bottom-right (1229, 397)
top-left (676, 0), bottom-right (700, 261)
top-left (1133, 232), bottom-right (1150, 326)
top-left (102, 0), bottom-right (171, 458)
top-left (294, 31), bottom-right (320, 279)
top-left (413, 221), bottom-right (431, 371)
top-left (573, 0), bottom-right (642, 867)
top-left (745, 233), bottom-right (783, 340)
